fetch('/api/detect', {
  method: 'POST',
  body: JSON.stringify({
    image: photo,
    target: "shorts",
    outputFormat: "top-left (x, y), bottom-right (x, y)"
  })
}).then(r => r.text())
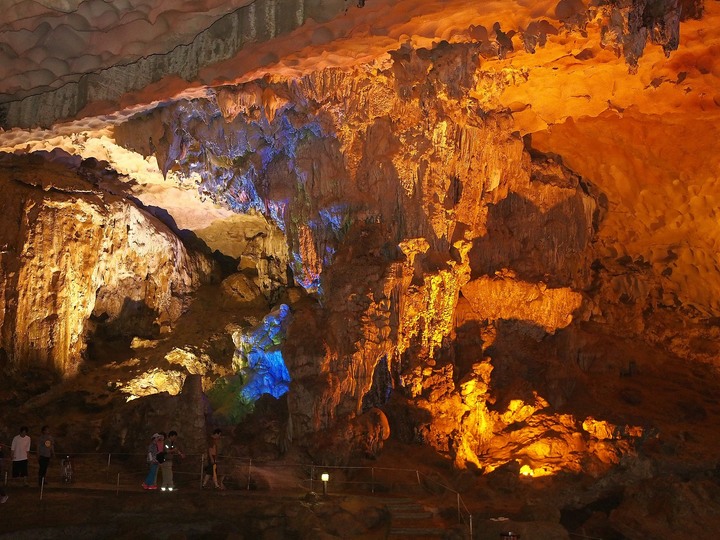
top-left (12, 460), bottom-right (28, 478)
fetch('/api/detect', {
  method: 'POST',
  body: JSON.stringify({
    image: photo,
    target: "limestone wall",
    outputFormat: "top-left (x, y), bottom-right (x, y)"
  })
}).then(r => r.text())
top-left (0, 153), bottom-right (215, 376)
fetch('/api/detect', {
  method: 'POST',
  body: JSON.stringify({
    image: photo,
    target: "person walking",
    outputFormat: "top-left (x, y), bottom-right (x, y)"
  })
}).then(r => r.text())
top-left (37, 425), bottom-right (55, 487)
top-left (153, 432), bottom-right (166, 486)
top-left (11, 426), bottom-right (31, 487)
top-left (160, 430), bottom-right (184, 492)
top-left (202, 429), bottom-right (224, 490)
top-left (142, 433), bottom-right (163, 490)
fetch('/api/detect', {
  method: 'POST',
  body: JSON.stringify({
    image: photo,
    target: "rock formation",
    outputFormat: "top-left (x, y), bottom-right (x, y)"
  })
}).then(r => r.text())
top-left (0, 152), bottom-right (217, 377)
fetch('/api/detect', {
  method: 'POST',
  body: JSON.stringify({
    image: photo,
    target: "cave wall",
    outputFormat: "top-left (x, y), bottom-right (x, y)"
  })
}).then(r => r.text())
top-left (108, 39), bottom-right (619, 469)
top-left (0, 153), bottom-right (216, 376)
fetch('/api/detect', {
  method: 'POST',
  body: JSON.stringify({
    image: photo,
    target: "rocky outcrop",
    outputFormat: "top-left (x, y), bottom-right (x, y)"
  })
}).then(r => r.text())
top-left (0, 152), bottom-right (216, 376)
top-left (461, 276), bottom-right (583, 333)
top-left (608, 476), bottom-right (720, 538)
top-left (597, 0), bottom-right (694, 71)
top-left (108, 38), bottom-right (622, 473)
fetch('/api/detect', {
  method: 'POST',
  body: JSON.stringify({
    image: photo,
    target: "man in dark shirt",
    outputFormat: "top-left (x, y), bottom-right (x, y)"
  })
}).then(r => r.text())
top-left (160, 430), bottom-right (184, 491)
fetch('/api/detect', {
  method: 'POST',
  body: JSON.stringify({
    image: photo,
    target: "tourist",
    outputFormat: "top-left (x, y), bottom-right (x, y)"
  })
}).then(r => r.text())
top-left (37, 425), bottom-right (55, 487)
top-left (0, 486), bottom-right (7, 504)
top-left (153, 432), bottom-right (167, 485)
top-left (142, 433), bottom-right (163, 490)
top-left (202, 428), bottom-right (224, 489)
top-left (160, 430), bottom-right (184, 492)
top-left (154, 431), bottom-right (166, 486)
top-left (11, 426), bottom-right (31, 487)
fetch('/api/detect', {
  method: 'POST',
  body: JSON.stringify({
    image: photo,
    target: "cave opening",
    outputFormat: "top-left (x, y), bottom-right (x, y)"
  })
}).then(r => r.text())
top-left (89, 299), bottom-right (160, 342)
top-left (85, 298), bottom-right (161, 367)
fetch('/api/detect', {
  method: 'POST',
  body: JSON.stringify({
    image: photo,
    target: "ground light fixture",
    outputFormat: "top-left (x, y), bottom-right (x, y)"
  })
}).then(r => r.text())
top-left (321, 473), bottom-right (329, 495)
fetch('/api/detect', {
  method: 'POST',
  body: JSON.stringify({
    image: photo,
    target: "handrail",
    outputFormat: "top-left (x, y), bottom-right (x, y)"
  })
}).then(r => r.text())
top-left (414, 469), bottom-right (473, 538)
top-left (2, 451), bottom-right (475, 538)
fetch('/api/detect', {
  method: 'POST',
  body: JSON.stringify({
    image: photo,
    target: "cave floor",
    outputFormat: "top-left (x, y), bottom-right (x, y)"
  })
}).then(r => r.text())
top-left (0, 476), bottom-right (455, 539)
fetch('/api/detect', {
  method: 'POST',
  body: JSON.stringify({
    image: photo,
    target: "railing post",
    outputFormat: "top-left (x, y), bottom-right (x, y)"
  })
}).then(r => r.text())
top-left (310, 464), bottom-right (314, 492)
top-left (247, 459), bottom-right (252, 490)
top-left (457, 492), bottom-right (461, 522)
top-left (469, 514), bottom-right (473, 539)
top-left (371, 467), bottom-right (375, 494)
top-left (116, 473), bottom-right (120, 496)
top-left (200, 454), bottom-right (205, 488)
top-left (416, 470), bottom-right (421, 485)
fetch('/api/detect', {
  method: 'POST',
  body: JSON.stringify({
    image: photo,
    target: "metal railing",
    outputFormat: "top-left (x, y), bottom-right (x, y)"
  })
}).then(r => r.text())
top-left (304, 462), bottom-right (472, 536)
top-left (1, 451), bottom-right (474, 538)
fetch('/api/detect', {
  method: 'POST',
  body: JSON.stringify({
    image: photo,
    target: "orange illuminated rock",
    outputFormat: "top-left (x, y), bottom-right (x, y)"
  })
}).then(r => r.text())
top-left (462, 276), bottom-right (583, 332)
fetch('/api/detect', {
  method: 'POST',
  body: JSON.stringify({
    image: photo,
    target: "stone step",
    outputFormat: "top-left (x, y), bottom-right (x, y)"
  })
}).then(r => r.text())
top-left (389, 527), bottom-right (447, 537)
top-left (391, 511), bottom-right (434, 520)
top-left (372, 497), bottom-right (415, 504)
top-left (387, 504), bottom-right (425, 511)
top-left (381, 496), bottom-right (447, 537)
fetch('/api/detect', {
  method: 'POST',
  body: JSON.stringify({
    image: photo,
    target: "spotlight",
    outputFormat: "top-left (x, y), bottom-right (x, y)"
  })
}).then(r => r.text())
top-left (321, 473), bottom-right (329, 495)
